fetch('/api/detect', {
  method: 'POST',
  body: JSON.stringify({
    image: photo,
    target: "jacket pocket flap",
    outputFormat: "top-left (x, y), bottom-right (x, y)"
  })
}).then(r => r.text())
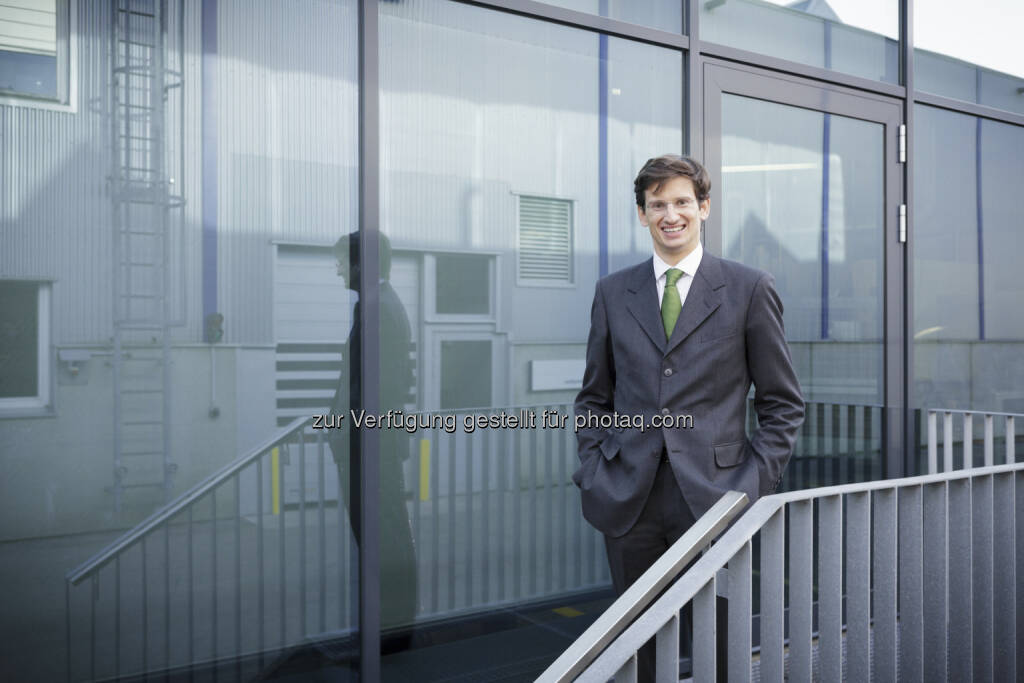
top-left (714, 441), bottom-right (746, 467)
top-left (600, 436), bottom-right (621, 460)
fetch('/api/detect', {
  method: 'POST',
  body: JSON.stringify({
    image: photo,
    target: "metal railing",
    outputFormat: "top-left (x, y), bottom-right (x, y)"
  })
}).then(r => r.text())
top-left (927, 408), bottom-right (1018, 473)
top-left (64, 404), bottom-right (612, 681)
top-left (558, 411), bottom-right (1024, 682)
top-left (536, 491), bottom-right (749, 683)
top-left (64, 398), bottom-right (895, 680)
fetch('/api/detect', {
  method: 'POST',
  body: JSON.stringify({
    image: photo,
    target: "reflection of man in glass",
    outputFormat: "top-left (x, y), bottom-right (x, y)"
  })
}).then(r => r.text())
top-left (329, 232), bottom-right (418, 633)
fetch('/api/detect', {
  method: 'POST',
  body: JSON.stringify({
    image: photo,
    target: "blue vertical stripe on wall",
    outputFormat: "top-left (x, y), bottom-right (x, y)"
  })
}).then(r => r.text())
top-left (598, 0), bottom-right (609, 278)
top-left (820, 21), bottom-right (832, 340)
top-left (820, 113), bottom-right (831, 340)
top-left (201, 0), bottom-right (218, 339)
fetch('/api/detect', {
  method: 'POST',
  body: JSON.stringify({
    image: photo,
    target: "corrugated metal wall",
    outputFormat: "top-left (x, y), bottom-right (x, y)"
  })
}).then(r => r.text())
top-left (216, 0), bottom-right (359, 344)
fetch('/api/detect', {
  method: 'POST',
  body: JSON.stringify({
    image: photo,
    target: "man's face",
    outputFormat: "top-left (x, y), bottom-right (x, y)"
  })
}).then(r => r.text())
top-left (336, 257), bottom-right (359, 292)
top-left (637, 175), bottom-right (709, 264)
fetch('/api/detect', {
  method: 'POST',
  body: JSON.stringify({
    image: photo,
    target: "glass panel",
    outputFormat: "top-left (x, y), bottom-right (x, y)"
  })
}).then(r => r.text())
top-left (721, 94), bottom-right (885, 489)
top-left (538, 0), bottom-right (683, 33)
top-left (915, 0), bottom-right (1024, 115)
top-left (0, 0), bottom-right (59, 99)
top-left (700, 0), bottom-right (899, 84)
top-left (436, 253), bottom-right (490, 314)
top-left (0, 1), bottom-right (360, 680)
top-left (912, 104), bottom-right (1024, 472)
top-left (379, 0), bottom-right (682, 676)
top-left (0, 282), bottom-right (39, 398)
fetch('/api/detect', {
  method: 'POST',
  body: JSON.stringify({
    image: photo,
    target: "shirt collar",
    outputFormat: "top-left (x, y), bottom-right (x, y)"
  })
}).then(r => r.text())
top-left (653, 241), bottom-right (703, 281)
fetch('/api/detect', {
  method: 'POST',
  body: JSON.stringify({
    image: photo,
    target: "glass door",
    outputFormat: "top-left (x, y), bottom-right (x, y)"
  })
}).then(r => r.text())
top-left (703, 62), bottom-right (905, 489)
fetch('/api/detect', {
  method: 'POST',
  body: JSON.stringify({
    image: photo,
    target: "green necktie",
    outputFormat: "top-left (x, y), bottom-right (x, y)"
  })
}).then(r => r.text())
top-left (662, 268), bottom-right (684, 340)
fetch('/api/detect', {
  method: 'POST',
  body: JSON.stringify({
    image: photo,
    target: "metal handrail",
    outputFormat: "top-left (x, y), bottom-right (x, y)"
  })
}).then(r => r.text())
top-left (581, 461), bottom-right (1024, 681)
top-left (535, 490), bottom-right (749, 683)
top-left (66, 415), bottom-right (310, 585)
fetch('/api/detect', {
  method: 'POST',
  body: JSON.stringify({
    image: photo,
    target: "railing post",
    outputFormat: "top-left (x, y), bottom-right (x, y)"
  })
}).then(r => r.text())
top-left (898, 485), bottom-right (923, 681)
top-left (846, 491), bottom-right (871, 683)
top-left (993, 472), bottom-right (1017, 683)
top-left (928, 410), bottom-right (937, 474)
top-left (922, 482), bottom-right (948, 682)
top-left (654, 613), bottom-right (679, 683)
top-left (944, 411), bottom-right (954, 472)
top-left (789, 500), bottom-right (813, 680)
top-left (984, 414), bottom-right (994, 467)
top-left (948, 478), bottom-right (973, 681)
top-left (760, 507), bottom-right (785, 682)
top-left (818, 496), bottom-right (843, 682)
top-left (692, 578), bottom-right (717, 682)
top-left (964, 412), bottom-right (974, 468)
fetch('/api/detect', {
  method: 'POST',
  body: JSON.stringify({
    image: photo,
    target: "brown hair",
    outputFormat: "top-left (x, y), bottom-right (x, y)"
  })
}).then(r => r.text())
top-left (633, 154), bottom-right (711, 208)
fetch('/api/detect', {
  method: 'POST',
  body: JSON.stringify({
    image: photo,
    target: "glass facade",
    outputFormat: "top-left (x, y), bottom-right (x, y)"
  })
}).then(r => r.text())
top-left (0, 1), bottom-right (1022, 681)
top-left (721, 95), bottom-right (885, 488)
top-left (914, 0), bottom-right (1024, 115)
top-left (378, 0), bottom-right (681, 673)
top-left (538, 0), bottom-right (683, 33)
top-left (912, 104), bottom-right (1024, 470)
top-left (700, 0), bottom-right (899, 83)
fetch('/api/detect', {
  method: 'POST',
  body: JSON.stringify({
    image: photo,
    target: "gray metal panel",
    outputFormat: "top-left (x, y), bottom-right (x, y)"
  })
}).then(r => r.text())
top-left (898, 485), bottom-right (923, 682)
top-left (922, 482), bottom-right (947, 682)
top-left (948, 478), bottom-right (972, 681)
top-left (845, 491), bottom-right (870, 683)
top-left (973, 474), bottom-right (994, 682)
top-left (759, 507), bottom-right (784, 682)
top-left (788, 500), bottom-right (813, 681)
top-left (817, 495), bottom-right (842, 682)
top-left (993, 472), bottom-right (1016, 683)
top-left (872, 489), bottom-right (897, 679)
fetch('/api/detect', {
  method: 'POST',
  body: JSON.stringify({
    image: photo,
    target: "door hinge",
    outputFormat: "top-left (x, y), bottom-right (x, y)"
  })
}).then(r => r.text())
top-left (899, 204), bottom-right (907, 243)
top-left (899, 124), bottom-right (907, 163)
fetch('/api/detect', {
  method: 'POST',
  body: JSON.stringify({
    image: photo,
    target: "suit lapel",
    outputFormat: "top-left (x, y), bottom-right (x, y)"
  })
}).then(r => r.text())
top-left (625, 259), bottom-right (667, 354)
top-left (665, 252), bottom-right (724, 355)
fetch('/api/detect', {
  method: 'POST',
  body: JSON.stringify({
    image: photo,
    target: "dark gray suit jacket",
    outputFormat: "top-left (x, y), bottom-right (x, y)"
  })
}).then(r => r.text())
top-left (573, 253), bottom-right (804, 538)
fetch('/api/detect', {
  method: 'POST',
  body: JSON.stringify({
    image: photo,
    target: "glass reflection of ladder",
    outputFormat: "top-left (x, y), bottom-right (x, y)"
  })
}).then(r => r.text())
top-left (110, 0), bottom-right (184, 515)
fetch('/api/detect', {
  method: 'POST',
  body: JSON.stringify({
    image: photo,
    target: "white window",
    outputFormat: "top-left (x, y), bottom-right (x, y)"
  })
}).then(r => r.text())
top-left (0, 0), bottom-right (74, 107)
top-left (517, 194), bottom-right (574, 285)
top-left (0, 281), bottom-right (51, 413)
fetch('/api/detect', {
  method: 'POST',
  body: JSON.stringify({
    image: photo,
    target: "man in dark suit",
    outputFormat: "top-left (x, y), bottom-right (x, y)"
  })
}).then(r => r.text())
top-left (329, 232), bottom-right (418, 633)
top-left (574, 154), bottom-right (804, 680)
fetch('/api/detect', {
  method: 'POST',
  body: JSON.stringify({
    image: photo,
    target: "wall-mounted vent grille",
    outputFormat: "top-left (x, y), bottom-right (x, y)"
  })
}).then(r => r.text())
top-left (518, 195), bottom-right (572, 283)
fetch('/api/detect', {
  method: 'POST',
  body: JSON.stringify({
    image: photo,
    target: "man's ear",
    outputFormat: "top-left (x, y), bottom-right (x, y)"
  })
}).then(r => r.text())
top-left (699, 197), bottom-right (710, 221)
top-left (636, 204), bottom-right (649, 226)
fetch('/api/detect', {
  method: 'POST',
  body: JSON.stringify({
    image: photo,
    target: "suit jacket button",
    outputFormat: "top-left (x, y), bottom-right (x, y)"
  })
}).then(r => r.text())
top-left (663, 368), bottom-right (673, 377)
top-left (661, 408), bottom-right (670, 415)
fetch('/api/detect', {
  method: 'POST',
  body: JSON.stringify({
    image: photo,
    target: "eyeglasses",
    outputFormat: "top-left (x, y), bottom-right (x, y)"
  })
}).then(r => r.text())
top-left (646, 199), bottom-right (697, 216)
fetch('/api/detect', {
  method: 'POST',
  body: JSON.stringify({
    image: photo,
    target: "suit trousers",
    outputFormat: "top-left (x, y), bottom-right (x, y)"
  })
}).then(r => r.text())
top-left (604, 456), bottom-right (728, 682)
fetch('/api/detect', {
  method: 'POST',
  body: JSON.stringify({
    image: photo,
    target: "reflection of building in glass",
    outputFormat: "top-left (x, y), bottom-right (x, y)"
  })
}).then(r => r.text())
top-left (1, 0), bottom-right (1022, 680)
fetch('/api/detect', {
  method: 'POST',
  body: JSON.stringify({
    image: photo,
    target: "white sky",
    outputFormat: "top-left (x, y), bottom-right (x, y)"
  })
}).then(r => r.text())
top-left (762, 0), bottom-right (1024, 77)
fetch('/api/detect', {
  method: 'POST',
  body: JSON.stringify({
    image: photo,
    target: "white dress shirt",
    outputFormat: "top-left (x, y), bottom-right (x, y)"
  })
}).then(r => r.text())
top-left (653, 242), bottom-right (703, 310)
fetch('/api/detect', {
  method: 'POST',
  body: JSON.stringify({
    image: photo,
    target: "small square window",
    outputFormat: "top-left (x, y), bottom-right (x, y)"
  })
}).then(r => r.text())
top-left (435, 253), bottom-right (491, 315)
top-left (0, 281), bottom-right (51, 413)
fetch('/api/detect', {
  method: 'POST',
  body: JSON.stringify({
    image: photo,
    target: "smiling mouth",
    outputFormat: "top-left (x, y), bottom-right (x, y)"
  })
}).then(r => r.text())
top-left (662, 225), bottom-right (686, 233)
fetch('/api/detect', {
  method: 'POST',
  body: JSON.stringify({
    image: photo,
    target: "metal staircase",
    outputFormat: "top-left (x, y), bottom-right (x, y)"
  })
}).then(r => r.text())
top-left (109, 0), bottom-right (185, 514)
